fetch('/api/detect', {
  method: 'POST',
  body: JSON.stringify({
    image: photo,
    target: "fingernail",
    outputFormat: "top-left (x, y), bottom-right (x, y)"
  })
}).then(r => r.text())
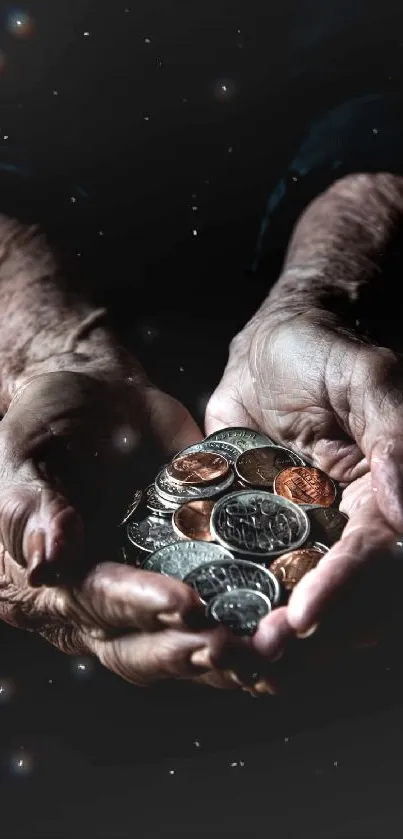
top-left (190, 647), bottom-right (212, 670)
top-left (27, 530), bottom-right (46, 567)
top-left (296, 623), bottom-right (319, 639)
top-left (270, 649), bottom-right (284, 662)
top-left (157, 611), bottom-right (183, 628)
top-left (253, 680), bottom-right (276, 695)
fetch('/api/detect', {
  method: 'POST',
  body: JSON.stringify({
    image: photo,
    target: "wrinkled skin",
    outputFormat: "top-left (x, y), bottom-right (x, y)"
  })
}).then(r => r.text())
top-left (0, 368), bottom-right (260, 687)
top-left (205, 308), bottom-right (403, 687)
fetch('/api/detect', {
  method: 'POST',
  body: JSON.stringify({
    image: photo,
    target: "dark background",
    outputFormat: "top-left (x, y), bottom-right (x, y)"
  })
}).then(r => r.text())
top-left (1, 2), bottom-right (403, 837)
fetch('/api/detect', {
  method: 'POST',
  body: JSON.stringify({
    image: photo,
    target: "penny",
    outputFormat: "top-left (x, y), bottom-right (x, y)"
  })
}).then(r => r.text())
top-left (155, 465), bottom-right (234, 504)
top-left (142, 540), bottom-right (233, 580)
top-left (184, 557), bottom-right (281, 606)
top-left (119, 489), bottom-right (143, 525)
top-left (145, 484), bottom-right (179, 517)
top-left (210, 489), bottom-right (310, 559)
top-left (206, 426), bottom-right (276, 452)
top-left (166, 451), bottom-right (230, 486)
top-left (270, 547), bottom-right (325, 592)
top-left (306, 507), bottom-right (348, 546)
top-left (207, 589), bottom-right (272, 636)
top-left (235, 445), bottom-right (303, 487)
top-left (127, 516), bottom-right (178, 553)
top-left (273, 466), bottom-right (336, 507)
top-left (173, 500), bottom-right (215, 541)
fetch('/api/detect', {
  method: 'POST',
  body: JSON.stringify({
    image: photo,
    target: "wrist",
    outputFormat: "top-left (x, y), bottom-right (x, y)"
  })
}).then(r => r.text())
top-left (1, 311), bottom-right (146, 411)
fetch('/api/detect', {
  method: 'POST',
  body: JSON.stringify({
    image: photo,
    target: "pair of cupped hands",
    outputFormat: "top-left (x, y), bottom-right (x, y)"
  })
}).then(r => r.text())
top-left (1, 306), bottom-right (402, 694)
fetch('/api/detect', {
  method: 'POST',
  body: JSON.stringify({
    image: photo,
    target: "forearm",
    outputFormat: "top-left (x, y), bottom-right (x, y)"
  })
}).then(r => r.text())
top-left (260, 172), bottom-right (403, 322)
top-left (0, 216), bottom-right (141, 411)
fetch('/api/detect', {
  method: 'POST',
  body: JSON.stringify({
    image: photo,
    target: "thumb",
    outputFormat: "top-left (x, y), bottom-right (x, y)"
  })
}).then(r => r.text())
top-left (352, 347), bottom-right (403, 532)
top-left (145, 387), bottom-right (203, 454)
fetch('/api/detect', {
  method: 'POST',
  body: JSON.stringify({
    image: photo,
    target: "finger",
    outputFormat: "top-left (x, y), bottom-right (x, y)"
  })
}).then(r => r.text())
top-left (0, 472), bottom-right (83, 584)
top-left (252, 606), bottom-right (294, 661)
top-left (89, 625), bottom-right (235, 686)
top-left (349, 347), bottom-right (403, 532)
top-left (69, 562), bottom-right (206, 634)
top-left (145, 388), bottom-right (203, 456)
top-left (287, 489), bottom-right (396, 635)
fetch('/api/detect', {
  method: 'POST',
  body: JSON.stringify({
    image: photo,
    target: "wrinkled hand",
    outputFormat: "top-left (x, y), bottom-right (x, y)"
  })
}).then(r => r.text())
top-left (205, 309), bottom-right (403, 671)
top-left (0, 367), bottom-right (270, 687)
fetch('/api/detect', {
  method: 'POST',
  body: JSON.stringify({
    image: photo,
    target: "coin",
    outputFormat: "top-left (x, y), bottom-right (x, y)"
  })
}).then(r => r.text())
top-left (274, 466), bottom-right (336, 507)
top-left (270, 547), bottom-right (326, 591)
top-left (120, 490), bottom-right (143, 525)
top-left (235, 445), bottom-right (303, 487)
top-left (206, 427), bottom-right (278, 452)
top-left (174, 440), bottom-right (240, 463)
top-left (142, 540), bottom-right (233, 580)
top-left (155, 465), bottom-right (234, 504)
top-left (206, 426), bottom-right (276, 452)
top-left (306, 507), bottom-right (348, 546)
top-left (145, 484), bottom-right (179, 517)
top-left (210, 490), bottom-right (310, 559)
top-left (172, 500), bottom-right (215, 541)
top-left (184, 558), bottom-right (281, 606)
top-left (166, 451), bottom-right (230, 486)
top-left (207, 589), bottom-right (272, 636)
top-left (127, 516), bottom-right (178, 553)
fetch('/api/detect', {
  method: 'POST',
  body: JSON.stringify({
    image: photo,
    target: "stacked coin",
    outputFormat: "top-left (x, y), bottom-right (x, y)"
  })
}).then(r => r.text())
top-left (121, 427), bottom-right (348, 636)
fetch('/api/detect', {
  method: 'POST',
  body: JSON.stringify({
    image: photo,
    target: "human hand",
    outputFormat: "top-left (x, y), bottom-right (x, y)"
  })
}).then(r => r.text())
top-left (0, 366), bottom-right (272, 688)
top-left (205, 308), bottom-right (403, 664)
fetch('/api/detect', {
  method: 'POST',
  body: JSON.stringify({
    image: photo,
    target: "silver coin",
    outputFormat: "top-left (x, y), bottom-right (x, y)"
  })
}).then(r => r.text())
top-left (174, 440), bottom-right (240, 464)
top-left (210, 489), bottom-right (310, 559)
top-left (155, 465), bottom-right (234, 504)
top-left (206, 426), bottom-right (276, 452)
top-left (142, 540), bottom-right (233, 579)
top-left (184, 558), bottom-right (281, 606)
top-left (127, 516), bottom-right (178, 553)
top-left (207, 588), bottom-right (272, 636)
top-left (120, 490), bottom-right (143, 525)
top-left (145, 484), bottom-right (179, 517)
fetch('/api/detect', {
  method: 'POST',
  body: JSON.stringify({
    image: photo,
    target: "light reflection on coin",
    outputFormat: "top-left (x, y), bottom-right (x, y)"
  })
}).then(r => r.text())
top-left (270, 547), bottom-right (325, 592)
top-left (173, 500), bottom-right (215, 541)
top-left (207, 588), bottom-right (272, 636)
top-left (142, 540), bottom-right (233, 579)
top-left (127, 516), bottom-right (178, 553)
top-left (184, 558), bottom-right (280, 606)
top-left (155, 466), bottom-right (234, 504)
top-left (120, 490), bottom-right (143, 525)
top-left (210, 490), bottom-right (310, 558)
top-left (166, 451), bottom-right (230, 486)
top-left (206, 426), bottom-right (276, 452)
top-left (274, 466), bottom-right (336, 507)
top-left (235, 445), bottom-right (303, 487)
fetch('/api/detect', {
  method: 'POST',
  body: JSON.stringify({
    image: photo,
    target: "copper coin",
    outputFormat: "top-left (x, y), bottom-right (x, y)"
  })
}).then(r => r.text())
top-left (270, 547), bottom-right (325, 591)
top-left (166, 452), bottom-right (230, 486)
top-left (273, 466), bottom-right (336, 507)
top-left (307, 507), bottom-right (348, 547)
top-left (235, 445), bottom-right (301, 487)
top-left (173, 500), bottom-right (215, 541)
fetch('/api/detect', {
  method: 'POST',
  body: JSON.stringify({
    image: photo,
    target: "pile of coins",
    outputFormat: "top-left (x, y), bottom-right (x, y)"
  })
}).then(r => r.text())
top-left (121, 428), bottom-right (348, 636)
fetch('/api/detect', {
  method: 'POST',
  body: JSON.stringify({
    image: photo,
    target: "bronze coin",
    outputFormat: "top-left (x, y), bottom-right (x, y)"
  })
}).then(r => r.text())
top-left (166, 452), bottom-right (230, 486)
top-left (235, 445), bottom-right (300, 487)
top-left (273, 466), bottom-right (336, 507)
top-left (307, 507), bottom-right (348, 547)
top-left (270, 547), bottom-right (325, 591)
top-left (172, 500), bottom-right (215, 541)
